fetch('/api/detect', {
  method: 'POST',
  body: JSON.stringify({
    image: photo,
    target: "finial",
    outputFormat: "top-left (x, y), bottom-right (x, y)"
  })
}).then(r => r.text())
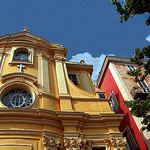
top-left (22, 26), bottom-right (29, 33)
top-left (80, 60), bottom-right (85, 64)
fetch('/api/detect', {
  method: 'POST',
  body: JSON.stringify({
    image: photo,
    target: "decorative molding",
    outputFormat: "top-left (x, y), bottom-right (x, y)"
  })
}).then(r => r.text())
top-left (93, 80), bottom-right (99, 91)
top-left (1, 72), bottom-right (37, 85)
top-left (0, 144), bottom-right (33, 150)
top-left (109, 137), bottom-right (127, 150)
top-left (64, 137), bottom-right (92, 150)
top-left (54, 54), bottom-right (66, 62)
top-left (9, 46), bottom-right (34, 66)
top-left (43, 136), bottom-right (62, 150)
top-left (41, 53), bottom-right (52, 62)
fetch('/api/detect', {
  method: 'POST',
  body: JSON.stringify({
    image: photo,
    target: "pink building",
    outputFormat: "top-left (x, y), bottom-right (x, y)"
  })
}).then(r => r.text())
top-left (97, 56), bottom-right (150, 150)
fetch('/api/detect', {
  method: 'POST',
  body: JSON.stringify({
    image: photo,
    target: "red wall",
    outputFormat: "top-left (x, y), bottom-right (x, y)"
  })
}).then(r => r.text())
top-left (99, 67), bottom-right (148, 150)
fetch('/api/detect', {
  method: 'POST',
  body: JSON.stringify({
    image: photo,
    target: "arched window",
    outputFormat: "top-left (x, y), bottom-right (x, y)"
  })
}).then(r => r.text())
top-left (13, 48), bottom-right (29, 62)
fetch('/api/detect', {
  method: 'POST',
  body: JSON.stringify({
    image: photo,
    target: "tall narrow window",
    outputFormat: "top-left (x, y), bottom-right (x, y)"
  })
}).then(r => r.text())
top-left (109, 91), bottom-right (119, 113)
top-left (123, 126), bottom-right (139, 150)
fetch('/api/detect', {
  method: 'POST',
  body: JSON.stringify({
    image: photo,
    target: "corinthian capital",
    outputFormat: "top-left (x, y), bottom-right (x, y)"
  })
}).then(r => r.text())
top-left (64, 137), bottom-right (91, 150)
top-left (43, 136), bottom-right (62, 150)
top-left (54, 54), bottom-right (66, 62)
top-left (109, 137), bottom-right (127, 150)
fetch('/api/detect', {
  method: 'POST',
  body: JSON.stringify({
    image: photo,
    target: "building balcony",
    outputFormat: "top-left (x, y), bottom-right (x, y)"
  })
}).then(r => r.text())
top-left (130, 86), bottom-right (150, 100)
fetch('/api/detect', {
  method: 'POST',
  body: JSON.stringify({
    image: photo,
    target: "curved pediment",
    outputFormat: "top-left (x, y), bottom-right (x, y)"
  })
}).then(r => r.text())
top-left (0, 32), bottom-right (66, 52)
top-left (1, 72), bottom-right (37, 85)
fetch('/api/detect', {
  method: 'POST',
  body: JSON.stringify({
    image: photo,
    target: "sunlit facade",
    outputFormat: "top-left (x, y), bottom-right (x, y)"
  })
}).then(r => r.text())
top-left (0, 29), bottom-right (126, 150)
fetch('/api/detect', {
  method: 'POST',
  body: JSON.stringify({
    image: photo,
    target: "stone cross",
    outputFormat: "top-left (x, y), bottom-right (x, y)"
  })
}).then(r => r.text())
top-left (17, 64), bottom-right (25, 73)
top-left (22, 26), bottom-right (29, 33)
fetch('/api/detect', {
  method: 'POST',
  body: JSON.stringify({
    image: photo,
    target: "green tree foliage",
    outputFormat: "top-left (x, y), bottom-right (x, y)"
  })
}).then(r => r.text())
top-left (127, 46), bottom-right (150, 81)
top-left (124, 46), bottom-right (150, 131)
top-left (124, 98), bottom-right (150, 131)
top-left (112, 0), bottom-right (150, 131)
top-left (111, 0), bottom-right (150, 26)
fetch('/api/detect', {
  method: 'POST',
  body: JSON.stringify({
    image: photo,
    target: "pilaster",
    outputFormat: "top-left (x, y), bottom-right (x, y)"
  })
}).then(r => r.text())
top-left (0, 52), bottom-right (5, 76)
top-left (54, 54), bottom-right (73, 111)
top-left (54, 54), bottom-right (68, 95)
top-left (38, 54), bottom-right (50, 92)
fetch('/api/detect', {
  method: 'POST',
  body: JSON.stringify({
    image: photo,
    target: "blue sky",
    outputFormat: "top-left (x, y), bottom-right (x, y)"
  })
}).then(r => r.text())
top-left (0, 0), bottom-right (149, 80)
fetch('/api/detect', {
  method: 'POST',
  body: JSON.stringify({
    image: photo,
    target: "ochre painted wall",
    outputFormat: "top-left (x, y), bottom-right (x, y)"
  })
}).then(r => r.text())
top-left (2, 55), bottom-right (38, 77)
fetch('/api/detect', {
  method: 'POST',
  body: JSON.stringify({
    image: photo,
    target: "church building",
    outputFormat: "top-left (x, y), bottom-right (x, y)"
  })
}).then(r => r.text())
top-left (0, 28), bottom-right (126, 150)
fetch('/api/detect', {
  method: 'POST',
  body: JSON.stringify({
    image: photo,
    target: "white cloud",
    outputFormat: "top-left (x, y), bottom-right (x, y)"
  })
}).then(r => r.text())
top-left (145, 34), bottom-right (150, 42)
top-left (69, 52), bottom-right (115, 81)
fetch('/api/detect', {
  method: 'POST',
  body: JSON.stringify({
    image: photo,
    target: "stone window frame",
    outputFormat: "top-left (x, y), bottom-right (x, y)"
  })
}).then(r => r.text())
top-left (0, 81), bottom-right (37, 109)
top-left (9, 46), bottom-right (34, 65)
top-left (123, 126), bottom-right (139, 150)
top-left (1, 88), bottom-right (33, 108)
top-left (108, 91), bottom-right (119, 113)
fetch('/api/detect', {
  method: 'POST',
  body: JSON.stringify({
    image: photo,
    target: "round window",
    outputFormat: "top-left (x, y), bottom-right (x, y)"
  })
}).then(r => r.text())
top-left (1, 89), bottom-right (33, 108)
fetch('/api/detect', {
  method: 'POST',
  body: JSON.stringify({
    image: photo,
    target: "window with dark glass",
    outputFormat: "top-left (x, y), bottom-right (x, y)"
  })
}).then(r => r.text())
top-left (1, 89), bottom-right (33, 108)
top-left (109, 91), bottom-right (119, 113)
top-left (98, 93), bottom-right (106, 98)
top-left (13, 51), bottom-right (29, 62)
top-left (68, 74), bottom-right (79, 85)
top-left (92, 148), bottom-right (105, 150)
top-left (123, 126), bottom-right (139, 150)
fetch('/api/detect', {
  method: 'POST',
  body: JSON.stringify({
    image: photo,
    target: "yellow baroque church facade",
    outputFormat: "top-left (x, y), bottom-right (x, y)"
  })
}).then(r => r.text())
top-left (0, 28), bottom-right (126, 150)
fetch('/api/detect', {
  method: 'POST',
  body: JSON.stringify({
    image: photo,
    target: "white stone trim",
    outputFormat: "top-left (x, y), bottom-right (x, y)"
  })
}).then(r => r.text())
top-left (55, 61), bottom-right (68, 95)
top-left (9, 46), bottom-right (34, 65)
top-left (109, 62), bottom-right (150, 148)
top-left (123, 126), bottom-right (138, 150)
top-left (108, 91), bottom-right (119, 113)
top-left (109, 63), bottom-right (133, 101)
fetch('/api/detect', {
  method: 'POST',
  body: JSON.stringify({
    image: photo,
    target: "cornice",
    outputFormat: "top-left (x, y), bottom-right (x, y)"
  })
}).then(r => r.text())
top-left (0, 130), bottom-right (42, 136)
top-left (71, 97), bottom-right (109, 102)
top-left (66, 61), bottom-right (93, 75)
top-left (0, 108), bottom-right (124, 125)
top-left (97, 55), bottom-right (135, 86)
top-left (100, 113), bottom-right (124, 122)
